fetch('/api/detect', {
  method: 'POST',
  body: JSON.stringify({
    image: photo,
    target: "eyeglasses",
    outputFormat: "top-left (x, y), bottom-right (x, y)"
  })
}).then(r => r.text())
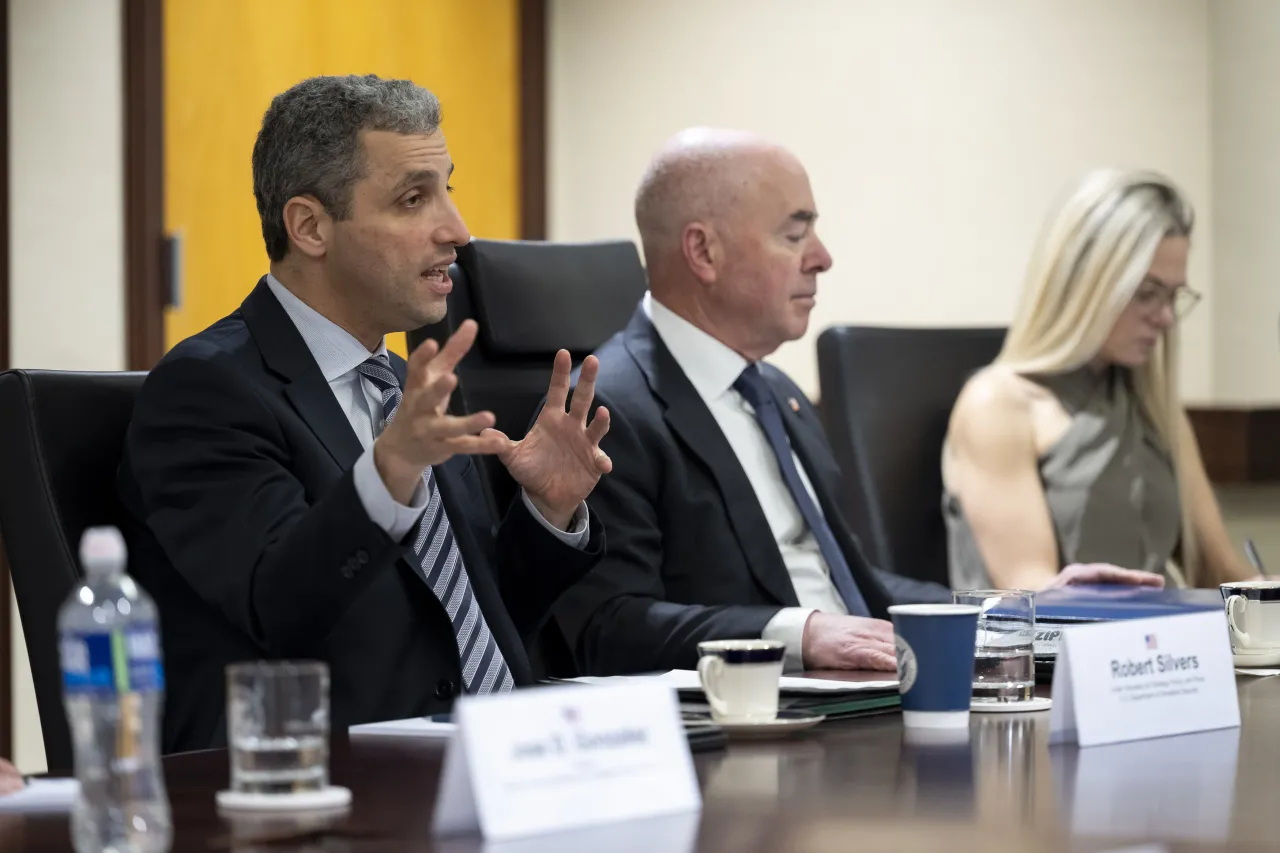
top-left (1132, 280), bottom-right (1202, 319)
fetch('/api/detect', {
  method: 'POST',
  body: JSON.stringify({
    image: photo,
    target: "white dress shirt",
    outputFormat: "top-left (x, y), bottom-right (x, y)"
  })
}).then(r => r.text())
top-left (644, 293), bottom-right (847, 671)
top-left (265, 274), bottom-right (588, 547)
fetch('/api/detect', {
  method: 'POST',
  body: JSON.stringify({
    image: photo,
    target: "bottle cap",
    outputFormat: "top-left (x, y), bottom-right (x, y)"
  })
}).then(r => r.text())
top-left (79, 526), bottom-right (127, 575)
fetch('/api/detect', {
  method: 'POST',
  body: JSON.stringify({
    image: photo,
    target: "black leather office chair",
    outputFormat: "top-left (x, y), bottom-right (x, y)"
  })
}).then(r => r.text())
top-left (816, 327), bottom-right (1006, 588)
top-left (0, 369), bottom-right (147, 772)
top-left (407, 238), bottom-right (649, 516)
top-left (407, 238), bottom-right (648, 678)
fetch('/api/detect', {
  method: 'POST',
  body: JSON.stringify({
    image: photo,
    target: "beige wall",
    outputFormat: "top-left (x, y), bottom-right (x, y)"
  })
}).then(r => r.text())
top-left (548, 0), bottom-right (1280, 601)
top-left (8, 0), bottom-right (126, 772)
top-left (1210, 0), bottom-right (1280, 404)
top-left (549, 0), bottom-right (1215, 400)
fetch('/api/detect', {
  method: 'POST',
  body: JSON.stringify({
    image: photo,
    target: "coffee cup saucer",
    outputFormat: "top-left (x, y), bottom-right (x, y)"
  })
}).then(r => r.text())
top-left (1232, 647), bottom-right (1280, 668)
top-left (713, 709), bottom-right (826, 740)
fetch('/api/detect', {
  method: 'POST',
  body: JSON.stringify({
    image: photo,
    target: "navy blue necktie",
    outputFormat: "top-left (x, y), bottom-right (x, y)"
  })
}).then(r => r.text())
top-left (732, 364), bottom-right (871, 617)
top-left (357, 355), bottom-right (514, 695)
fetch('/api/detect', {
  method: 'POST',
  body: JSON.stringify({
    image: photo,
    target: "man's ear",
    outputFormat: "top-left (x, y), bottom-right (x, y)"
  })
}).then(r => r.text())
top-left (681, 221), bottom-right (722, 284)
top-left (281, 195), bottom-right (331, 260)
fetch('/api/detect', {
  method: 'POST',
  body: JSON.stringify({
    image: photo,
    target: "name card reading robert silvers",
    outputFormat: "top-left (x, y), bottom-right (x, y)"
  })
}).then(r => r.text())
top-left (431, 682), bottom-right (701, 841)
top-left (1049, 611), bottom-right (1239, 747)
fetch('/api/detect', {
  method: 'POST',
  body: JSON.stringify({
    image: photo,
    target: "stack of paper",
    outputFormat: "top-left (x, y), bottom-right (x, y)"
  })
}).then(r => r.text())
top-left (348, 671), bottom-right (904, 738)
top-left (0, 778), bottom-right (78, 813)
top-left (564, 671), bottom-right (901, 720)
top-left (349, 716), bottom-right (457, 738)
top-left (567, 670), bottom-right (897, 694)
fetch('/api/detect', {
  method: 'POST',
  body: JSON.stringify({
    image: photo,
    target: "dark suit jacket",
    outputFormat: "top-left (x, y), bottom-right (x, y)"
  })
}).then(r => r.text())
top-left (118, 278), bottom-right (603, 753)
top-left (553, 307), bottom-right (947, 675)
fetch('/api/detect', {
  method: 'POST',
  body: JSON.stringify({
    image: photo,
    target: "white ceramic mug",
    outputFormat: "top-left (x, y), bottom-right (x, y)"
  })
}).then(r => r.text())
top-left (695, 640), bottom-right (785, 723)
top-left (1220, 580), bottom-right (1280, 651)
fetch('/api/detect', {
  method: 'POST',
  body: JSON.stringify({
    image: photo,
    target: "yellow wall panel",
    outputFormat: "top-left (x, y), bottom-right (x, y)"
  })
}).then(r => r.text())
top-left (164, 0), bottom-right (520, 355)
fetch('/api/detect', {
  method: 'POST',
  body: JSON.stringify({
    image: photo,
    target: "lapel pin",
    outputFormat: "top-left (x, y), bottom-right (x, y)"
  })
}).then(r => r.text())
top-left (788, 397), bottom-right (801, 413)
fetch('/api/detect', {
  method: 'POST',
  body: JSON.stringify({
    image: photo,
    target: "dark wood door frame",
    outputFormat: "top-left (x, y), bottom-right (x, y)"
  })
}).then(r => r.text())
top-left (123, 0), bottom-right (165, 371)
top-left (519, 0), bottom-right (548, 240)
top-left (0, 5), bottom-right (6, 371)
top-left (122, 0), bottom-right (549, 369)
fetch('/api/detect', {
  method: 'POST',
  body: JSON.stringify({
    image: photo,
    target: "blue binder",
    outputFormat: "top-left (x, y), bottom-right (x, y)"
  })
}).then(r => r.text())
top-left (1031, 586), bottom-right (1225, 676)
top-left (1034, 585), bottom-right (1224, 624)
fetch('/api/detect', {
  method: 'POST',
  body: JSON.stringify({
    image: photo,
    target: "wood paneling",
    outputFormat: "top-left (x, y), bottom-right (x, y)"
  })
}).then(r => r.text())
top-left (1187, 407), bottom-right (1280, 484)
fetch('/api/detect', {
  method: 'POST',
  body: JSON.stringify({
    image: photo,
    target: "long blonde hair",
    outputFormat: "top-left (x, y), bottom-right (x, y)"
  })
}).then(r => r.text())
top-left (996, 169), bottom-right (1199, 583)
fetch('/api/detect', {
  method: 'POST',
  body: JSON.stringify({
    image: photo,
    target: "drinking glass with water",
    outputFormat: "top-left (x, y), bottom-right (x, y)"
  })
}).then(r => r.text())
top-left (227, 661), bottom-right (330, 795)
top-left (952, 590), bottom-right (1036, 703)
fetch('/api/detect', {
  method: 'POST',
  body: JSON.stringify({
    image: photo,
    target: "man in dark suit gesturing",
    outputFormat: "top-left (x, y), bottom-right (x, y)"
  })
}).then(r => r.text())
top-left (118, 75), bottom-right (611, 753)
top-left (554, 128), bottom-right (948, 677)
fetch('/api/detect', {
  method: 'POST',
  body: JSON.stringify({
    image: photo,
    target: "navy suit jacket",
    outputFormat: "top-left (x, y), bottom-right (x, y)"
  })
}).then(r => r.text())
top-left (553, 306), bottom-right (947, 675)
top-left (118, 278), bottom-right (603, 753)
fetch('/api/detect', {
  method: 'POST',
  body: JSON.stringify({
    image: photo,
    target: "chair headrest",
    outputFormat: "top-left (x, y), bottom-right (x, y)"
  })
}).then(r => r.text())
top-left (0, 369), bottom-right (148, 538)
top-left (464, 239), bottom-right (648, 356)
top-left (819, 326), bottom-right (1007, 410)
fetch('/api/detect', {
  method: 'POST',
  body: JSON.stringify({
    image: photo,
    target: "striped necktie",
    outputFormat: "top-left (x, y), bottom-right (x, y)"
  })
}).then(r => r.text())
top-left (357, 354), bottom-right (514, 695)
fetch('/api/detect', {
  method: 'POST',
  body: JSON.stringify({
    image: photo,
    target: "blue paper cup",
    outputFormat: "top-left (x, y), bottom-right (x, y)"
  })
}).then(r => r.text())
top-left (889, 603), bottom-right (981, 729)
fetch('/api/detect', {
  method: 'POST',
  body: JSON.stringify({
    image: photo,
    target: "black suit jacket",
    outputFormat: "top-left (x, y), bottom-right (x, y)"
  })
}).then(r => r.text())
top-left (118, 278), bottom-right (603, 753)
top-left (553, 306), bottom-right (947, 675)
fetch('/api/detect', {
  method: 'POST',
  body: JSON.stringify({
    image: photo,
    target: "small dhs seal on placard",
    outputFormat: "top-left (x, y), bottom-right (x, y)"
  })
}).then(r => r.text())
top-left (894, 635), bottom-right (917, 693)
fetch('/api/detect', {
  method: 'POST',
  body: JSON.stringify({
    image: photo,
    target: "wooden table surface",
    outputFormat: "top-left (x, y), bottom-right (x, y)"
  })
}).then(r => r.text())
top-left (3, 671), bottom-right (1276, 852)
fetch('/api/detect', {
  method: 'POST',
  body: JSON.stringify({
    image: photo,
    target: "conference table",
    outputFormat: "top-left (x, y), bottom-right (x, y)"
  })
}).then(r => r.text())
top-left (5, 671), bottom-right (1277, 852)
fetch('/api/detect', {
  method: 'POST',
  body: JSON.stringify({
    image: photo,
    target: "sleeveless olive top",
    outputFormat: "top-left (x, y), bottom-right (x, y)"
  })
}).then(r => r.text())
top-left (945, 367), bottom-right (1181, 589)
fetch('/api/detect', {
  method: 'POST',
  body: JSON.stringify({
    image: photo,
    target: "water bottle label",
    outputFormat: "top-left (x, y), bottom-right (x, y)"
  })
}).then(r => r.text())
top-left (61, 625), bottom-right (164, 694)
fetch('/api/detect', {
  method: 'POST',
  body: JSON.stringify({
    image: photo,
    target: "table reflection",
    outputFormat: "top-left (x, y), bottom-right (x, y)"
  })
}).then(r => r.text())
top-left (972, 712), bottom-right (1052, 825)
top-left (896, 725), bottom-right (976, 817)
top-left (433, 811), bottom-right (700, 853)
top-left (0, 816), bottom-right (22, 853)
top-left (214, 805), bottom-right (354, 853)
top-left (1054, 727), bottom-right (1241, 844)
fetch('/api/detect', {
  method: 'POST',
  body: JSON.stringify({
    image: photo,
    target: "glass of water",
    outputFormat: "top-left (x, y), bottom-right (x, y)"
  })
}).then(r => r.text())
top-left (227, 661), bottom-right (330, 795)
top-left (952, 590), bottom-right (1035, 704)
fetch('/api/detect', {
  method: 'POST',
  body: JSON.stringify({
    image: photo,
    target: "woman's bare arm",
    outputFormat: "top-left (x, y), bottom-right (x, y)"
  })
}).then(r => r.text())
top-left (946, 370), bottom-right (1065, 590)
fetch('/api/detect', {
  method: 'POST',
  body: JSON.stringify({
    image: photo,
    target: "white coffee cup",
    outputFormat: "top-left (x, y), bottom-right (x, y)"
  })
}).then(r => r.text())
top-left (695, 640), bottom-right (786, 723)
top-left (1220, 580), bottom-right (1280, 652)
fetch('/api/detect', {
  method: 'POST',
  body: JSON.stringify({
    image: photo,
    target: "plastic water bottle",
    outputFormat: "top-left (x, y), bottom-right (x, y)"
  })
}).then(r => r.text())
top-left (59, 526), bottom-right (172, 853)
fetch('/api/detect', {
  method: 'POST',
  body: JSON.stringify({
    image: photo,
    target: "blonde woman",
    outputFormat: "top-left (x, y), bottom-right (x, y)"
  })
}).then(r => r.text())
top-left (943, 169), bottom-right (1254, 592)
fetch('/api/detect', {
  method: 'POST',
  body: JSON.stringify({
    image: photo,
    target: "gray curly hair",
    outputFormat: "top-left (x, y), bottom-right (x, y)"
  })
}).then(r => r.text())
top-left (251, 74), bottom-right (442, 262)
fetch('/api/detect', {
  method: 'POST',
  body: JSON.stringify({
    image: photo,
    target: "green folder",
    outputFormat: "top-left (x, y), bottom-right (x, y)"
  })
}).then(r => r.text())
top-left (680, 690), bottom-right (901, 721)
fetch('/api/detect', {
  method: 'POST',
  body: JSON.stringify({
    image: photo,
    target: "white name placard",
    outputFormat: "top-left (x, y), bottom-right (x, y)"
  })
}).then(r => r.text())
top-left (1049, 611), bottom-right (1240, 747)
top-left (431, 682), bottom-right (702, 841)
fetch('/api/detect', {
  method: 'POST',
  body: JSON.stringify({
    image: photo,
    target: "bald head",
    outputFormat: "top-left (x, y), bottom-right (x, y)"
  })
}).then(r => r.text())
top-left (632, 127), bottom-right (832, 361)
top-left (634, 128), bottom-right (805, 283)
